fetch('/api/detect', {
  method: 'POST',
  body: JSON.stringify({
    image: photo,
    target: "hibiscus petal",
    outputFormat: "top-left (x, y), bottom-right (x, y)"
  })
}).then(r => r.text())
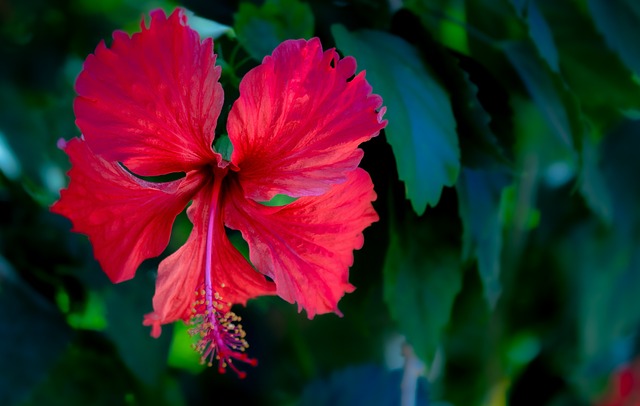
top-left (75, 8), bottom-right (223, 176)
top-left (51, 137), bottom-right (200, 283)
top-left (143, 183), bottom-right (276, 337)
top-left (225, 169), bottom-right (379, 317)
top-left (227, 38), bottom-right (386, 201)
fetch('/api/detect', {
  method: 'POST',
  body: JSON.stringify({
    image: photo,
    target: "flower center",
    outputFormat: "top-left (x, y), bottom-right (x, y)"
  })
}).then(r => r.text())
top-left (188, 287), bottom-right (256, 378)
top-left (187, 171), bottom-right (257, 378)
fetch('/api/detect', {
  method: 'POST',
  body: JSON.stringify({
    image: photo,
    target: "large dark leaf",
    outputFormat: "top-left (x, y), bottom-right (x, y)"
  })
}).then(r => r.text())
top-left (389, 9), bottom-right (513, 171)
top-left (332, 25), bottom-right (460, 215)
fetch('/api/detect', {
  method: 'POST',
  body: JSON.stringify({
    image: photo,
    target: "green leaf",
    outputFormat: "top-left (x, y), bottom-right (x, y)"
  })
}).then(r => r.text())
top-left (383, 217), bottom-right (463, 363)
top-left (588, 0), bottom-right (640, 77)
top-left (259, 194), bottom-right (298, 207)
top-left (213, 134), bottom-right (233, 161)
top-left (332, 25), bottom-right (460, 215)
top-left (234, 0), bottom-right (314, 61)
top-left (388, 9), bottom-right (512, 169)
top-left (457, 168), bottom-right (509, 307)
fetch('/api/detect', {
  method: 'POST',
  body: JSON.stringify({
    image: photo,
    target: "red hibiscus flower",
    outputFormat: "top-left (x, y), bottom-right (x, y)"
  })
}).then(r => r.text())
top-left (596, 360), bottom-right (640, 406)
top-left (51, 8), bottom-right (386, 377)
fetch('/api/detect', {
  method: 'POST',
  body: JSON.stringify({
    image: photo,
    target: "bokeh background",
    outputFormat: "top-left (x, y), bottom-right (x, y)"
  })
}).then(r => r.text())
top-left (2, 0), bottom-right (640, 405)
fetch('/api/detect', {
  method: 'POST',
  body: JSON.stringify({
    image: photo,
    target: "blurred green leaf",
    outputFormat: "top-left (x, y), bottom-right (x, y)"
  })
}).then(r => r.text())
top-left (66, 289), bottom-right (108, 330)
top-left (457, 168), bottom-right (509, 307)
top-left (498, 183), bottom-right (540, 231)
top-left (442, 269), bottom-right (492, 406)
top-left (588, 0), bottom-right (640, 77)
top-left (537, 0), bottom-right (640, 126)
top-left (556, 122), bottom-right (640, 396)
top-left (404, 0), bottom-right (470, 54)
top-left (383, 217), bottom-right (463, 364)
top-left (23, 330), bottom-right (186, 406)
top-left (578, 128), bottom-right (613, 224)
top-left (0, 258), bottom-right (71, 406)
top-left (104, 271), bottom-right (173, 386)
top-left (503, 40), bottom-right (579, 151)
top-left (234, 0), bottom-right (314, 61)
top-left (333, 25), bottom-right (460, 215)
top-left (168, 321), bottom-right (206, 374)
top-left (559, 223), bottom-right (640, 372)
top-left (504, 332), bottom-right (541, 376)
top-left (298, 364), bottom-right (429, 406)
top-left (511, 0), bottom-right (559, 72)
top-left (23, 334), bottom-right (136, 406)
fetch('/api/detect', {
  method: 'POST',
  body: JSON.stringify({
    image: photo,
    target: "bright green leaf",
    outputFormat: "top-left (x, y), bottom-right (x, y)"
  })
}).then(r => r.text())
top-left (66, 290), bottom-right (108, 331)
top-left (383, 219), bottom-right (463, 363)
top-left (259, 194), bottom-right (298, 207)
top-left (234, 0), bottom-right (314, 61)
top-left (332, 25), bottom-right (460, 215)
top-left (168, 321), bottom-right (206, 374)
